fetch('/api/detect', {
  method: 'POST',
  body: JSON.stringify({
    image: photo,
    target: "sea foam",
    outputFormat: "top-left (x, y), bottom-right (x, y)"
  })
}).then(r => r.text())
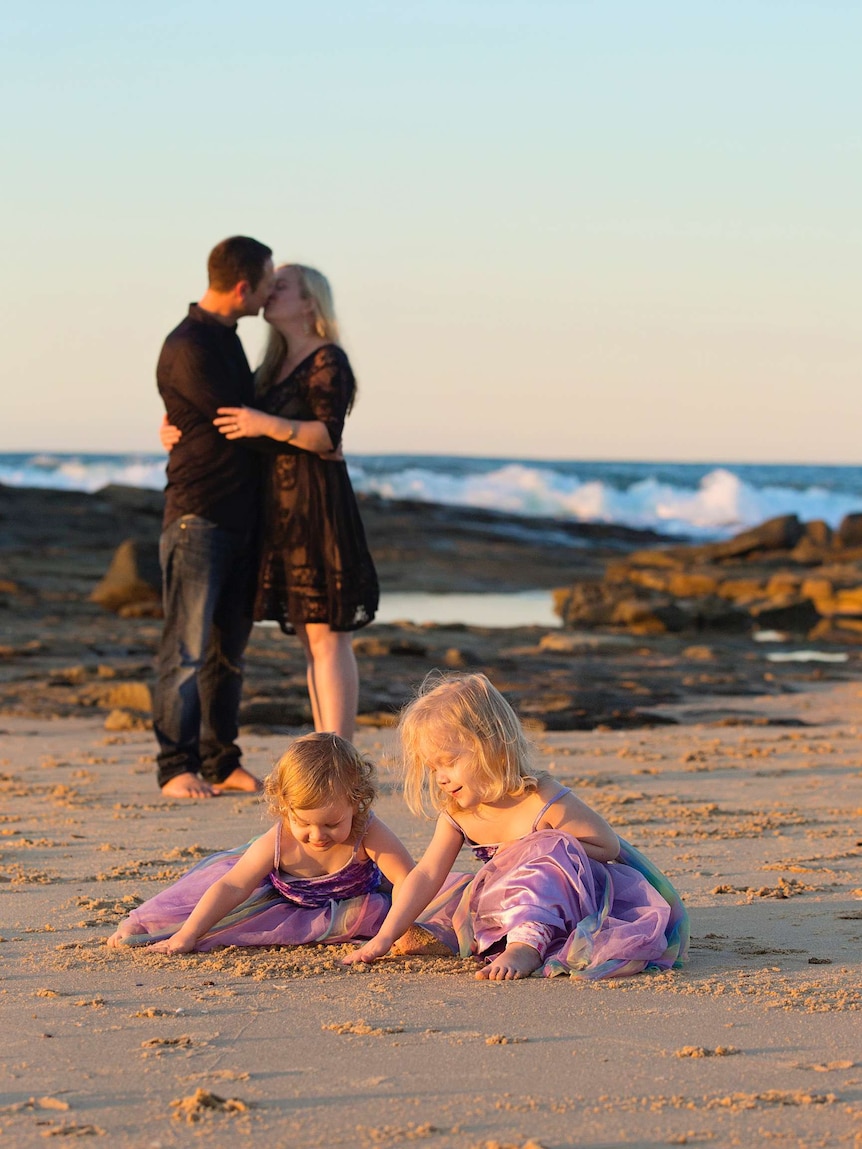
top-left (2, 452), bottom-right (861, 541)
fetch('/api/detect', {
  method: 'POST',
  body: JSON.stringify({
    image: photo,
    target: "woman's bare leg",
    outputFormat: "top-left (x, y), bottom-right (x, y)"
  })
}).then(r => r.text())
top-left (301, 623), bottom-right (359, 740)
top-left (293, 623), bottom-right (323, 731)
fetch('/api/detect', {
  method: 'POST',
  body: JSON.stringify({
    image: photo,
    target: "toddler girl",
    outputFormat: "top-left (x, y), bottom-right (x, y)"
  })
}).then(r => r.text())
top-left (345, 674), bottom-right (689, 980)
top-left (107, 732), bottom-right (414, 953)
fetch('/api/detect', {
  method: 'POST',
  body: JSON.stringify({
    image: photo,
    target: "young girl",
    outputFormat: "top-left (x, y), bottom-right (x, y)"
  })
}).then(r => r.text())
top-left (107, 733), bottom-right (414, 953)
top-left (344, 674), bottom-right (689, 980)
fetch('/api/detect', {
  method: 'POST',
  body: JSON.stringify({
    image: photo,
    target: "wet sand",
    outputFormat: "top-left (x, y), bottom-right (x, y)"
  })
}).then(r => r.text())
top-left (2, 682), bottom-right (860, 1147)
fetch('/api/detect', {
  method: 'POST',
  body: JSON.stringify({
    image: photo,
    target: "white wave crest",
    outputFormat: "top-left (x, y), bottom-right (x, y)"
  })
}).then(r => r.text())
top-left (0, 455), bottom-right (166, 493)
top-left (3, 454), bottom-right (860, 540)
top-left (348, 463), bottom-right (861, 539)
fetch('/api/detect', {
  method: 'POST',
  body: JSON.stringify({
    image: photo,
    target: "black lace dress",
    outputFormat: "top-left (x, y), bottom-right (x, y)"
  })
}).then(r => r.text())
top-left (254, 345), bottom-right (379, 633)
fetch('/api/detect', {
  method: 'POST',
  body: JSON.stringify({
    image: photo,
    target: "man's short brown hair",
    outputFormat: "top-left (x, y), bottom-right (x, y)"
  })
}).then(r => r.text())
top-left (207, 236), bottom-right (273, 291)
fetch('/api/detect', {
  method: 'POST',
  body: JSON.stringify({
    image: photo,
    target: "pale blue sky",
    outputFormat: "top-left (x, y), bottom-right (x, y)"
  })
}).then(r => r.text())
top-left (3, 1), bottom-right (860, 461)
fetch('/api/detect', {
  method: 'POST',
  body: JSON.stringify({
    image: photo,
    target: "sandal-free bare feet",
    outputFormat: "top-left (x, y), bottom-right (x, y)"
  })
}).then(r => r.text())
top-left (212, 766), bottom-right (263, 794)
top-left (390, 924), bottom-right (453, 957)
top-left (475, 942), bottom-right (542, 980)
top-left (106, 921), bottom-right (147, 948)
top-left (161, 772), bottom-right (218, 799)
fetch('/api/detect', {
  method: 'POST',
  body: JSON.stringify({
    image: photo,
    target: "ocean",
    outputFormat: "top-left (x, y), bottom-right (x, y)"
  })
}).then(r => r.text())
top-left (3, 452), bottom-right (862, 542)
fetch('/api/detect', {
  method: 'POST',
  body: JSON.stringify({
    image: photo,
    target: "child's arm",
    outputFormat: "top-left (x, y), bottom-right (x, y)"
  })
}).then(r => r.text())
top-left (147, 828), bottom-right (279, 954)
top-left (542, 786), bottom-right (620, 861)
top-left (360, 816), bottom-right (415, 900)
top-left (343, 815), bottom-right (463, 965)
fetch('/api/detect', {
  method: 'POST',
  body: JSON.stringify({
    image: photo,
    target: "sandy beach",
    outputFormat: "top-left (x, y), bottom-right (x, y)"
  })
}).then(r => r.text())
top-left (1, 485), bottom-right (861, 1147)
top-left (2, 682), bottom-right (860, 1147)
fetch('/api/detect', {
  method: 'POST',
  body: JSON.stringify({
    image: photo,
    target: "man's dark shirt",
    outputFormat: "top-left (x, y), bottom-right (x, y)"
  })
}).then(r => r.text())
top-left (157, 304), bottom-right (260, 532)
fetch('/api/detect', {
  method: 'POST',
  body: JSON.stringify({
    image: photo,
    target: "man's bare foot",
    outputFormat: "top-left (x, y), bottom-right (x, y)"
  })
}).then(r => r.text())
top-left (390, 924), bottom-right (453, 957)
top-left (475, 942), bottom-right (542, 981)
top-left (106, 920), bottom-right (147, 948)
top-left (212, 766), bottom-right (263, 794)
top-left (161, 772), bottom-right (218, 799)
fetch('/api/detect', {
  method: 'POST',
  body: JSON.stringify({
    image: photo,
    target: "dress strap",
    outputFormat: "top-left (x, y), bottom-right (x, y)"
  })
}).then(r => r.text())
top-left (351, 810), bottom-right (375, 858)
top-left (273, 824), bottom-right (282, 869)
top-left (530, 786), bottom-right (571, 832)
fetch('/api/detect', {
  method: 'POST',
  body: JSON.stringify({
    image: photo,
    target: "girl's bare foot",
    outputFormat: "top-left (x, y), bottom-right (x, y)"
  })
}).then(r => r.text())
top-left (475, 942), bottom-right (542, 980)
top-left (390, 925), bottom-right (453, 957)
top-left (161, 772), bottom-right (218, 799)
top-left (212, 766), bottom-right (263, 794)
top-left (106, 921), bottom-right (147, 948)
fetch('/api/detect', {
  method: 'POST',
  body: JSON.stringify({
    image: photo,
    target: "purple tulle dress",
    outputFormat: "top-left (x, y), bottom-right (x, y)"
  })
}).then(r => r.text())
top-left (120, 820), bottom-right (390, 951)
top-left (417, 790), bottom-right (689, 979)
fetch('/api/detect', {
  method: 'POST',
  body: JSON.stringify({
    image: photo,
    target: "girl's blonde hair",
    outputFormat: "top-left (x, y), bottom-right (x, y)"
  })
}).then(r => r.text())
top-left (256, 264), bottom-right (344, 396)
top-left (401, 672), bottom-right (536, 817)
top-left (264, 732), bottom-right (376, 839)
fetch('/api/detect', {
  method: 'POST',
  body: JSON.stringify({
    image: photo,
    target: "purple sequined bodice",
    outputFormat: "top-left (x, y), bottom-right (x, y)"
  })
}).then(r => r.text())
top-left (268, 827), bottom-right (381, 909)
top-left (447, 789), bottom-right (571, 863)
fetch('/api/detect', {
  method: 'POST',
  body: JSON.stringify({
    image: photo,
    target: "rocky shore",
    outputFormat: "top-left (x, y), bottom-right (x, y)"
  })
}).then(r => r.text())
top-left (2, 484), bottom-right (861, 735)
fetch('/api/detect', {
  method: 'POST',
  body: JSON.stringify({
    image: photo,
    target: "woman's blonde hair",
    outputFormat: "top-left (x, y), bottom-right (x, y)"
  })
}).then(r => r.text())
top-left (256, 264), bottom-right (343, 395)
top-left (400, 672), bottom-right (536, 817)
top-left (264, 732), bottom-right (376, 839)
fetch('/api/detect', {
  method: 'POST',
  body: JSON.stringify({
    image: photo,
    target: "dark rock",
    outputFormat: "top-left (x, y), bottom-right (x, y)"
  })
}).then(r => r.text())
top-left (666, 572), bottom-right (720, 598)
top-left (104, 708), bottom-right (151, 731)
top-left (837, 513), bottom-right (862, 548)
top-left (554, 581), bottom-right (620, 627)
top-left (118, 600), bottom-right (163, 619)
top-left (802, 520), bottom-right (833, 547)
top-left (97, 682), bottom-right (153, 712)
top-left (623, 549), bottom-right (685, 570)
top-left (354, 637), bottom-right (428, 658)
top-left (750, 598), bottom-right (822, 632)
top-left (678, 599), bottom-right (751, 634)
top-left (765, 573), bottom-right (802, 598)
top-left (538, 633), bottom-right (637, 654)
top-left (240, 699), bottom-right (312, 726)
top-left (90, 540), bottom-right (161, 613)
top-left (716, 578), bottom-right (765, 602)
top-left (790, 536), bottom-right (830, 565)
top-left (610, 597), bottom-right (671, 634)
top-left (356, 710), bottom-right (400, 728)
top-left (96, 485), bottom-right (164, 516)
top-left (809, 618), bottom-right (862, 643)
top-left (800, 576), bottom-right (833, 604)
top-left (442, 647), bottom-right (481, 668)
top-left (706, 515), bottom-right (804, 560)
top-left (682, 645), bottom-right (715, 661)
top-left (625, 568), bottom-right (675, 593)
top-left (831, 587), bottom-right (862, 615)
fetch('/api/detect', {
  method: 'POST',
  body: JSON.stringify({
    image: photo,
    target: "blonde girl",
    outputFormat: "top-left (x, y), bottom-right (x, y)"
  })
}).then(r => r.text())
top-left (345, 674), bottom-right (688, 980)
top-left (108, 733), bottom-right (413, 953)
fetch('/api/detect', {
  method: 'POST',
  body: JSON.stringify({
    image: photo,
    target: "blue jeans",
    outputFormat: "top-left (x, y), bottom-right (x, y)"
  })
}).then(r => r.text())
top-left (153, 515), bottom-right (257, 787)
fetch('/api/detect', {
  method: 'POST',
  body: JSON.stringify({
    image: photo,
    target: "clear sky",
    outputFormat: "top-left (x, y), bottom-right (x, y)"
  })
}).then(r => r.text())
top-left (3, 1), bottom-right (860, 462)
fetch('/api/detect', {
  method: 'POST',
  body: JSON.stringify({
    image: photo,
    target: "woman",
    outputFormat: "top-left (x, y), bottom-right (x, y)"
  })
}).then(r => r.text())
top-left (162, 264), bottom-right (378, 740)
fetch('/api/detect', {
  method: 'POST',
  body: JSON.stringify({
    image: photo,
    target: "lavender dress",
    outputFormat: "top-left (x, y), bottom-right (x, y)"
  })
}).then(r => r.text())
top-left (417, 790), bottom-right (689, 979)
top-left (120, 821), bottom-right (390, 951)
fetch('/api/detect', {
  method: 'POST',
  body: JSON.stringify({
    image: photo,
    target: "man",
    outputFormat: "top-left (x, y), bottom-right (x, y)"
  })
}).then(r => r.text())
top-left (153, 236), bottom-right (275, 798)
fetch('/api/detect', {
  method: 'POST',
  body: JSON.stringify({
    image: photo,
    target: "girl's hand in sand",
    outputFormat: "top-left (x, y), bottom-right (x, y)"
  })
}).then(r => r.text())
top-left (159, 415), bottom-right (182, 452)
top-left (214, 405), bottom-right (275, 440)
top-left (147, 933), bottom-right (196, 955)
top-left (342, 935), bottom-right (394, 965)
